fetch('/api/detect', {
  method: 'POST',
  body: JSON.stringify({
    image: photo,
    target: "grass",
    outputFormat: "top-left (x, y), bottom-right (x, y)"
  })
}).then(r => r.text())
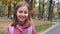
top-left (35, 23), bottom-right (52, 32)
top-left (0, 31), bottom-right (4, 34)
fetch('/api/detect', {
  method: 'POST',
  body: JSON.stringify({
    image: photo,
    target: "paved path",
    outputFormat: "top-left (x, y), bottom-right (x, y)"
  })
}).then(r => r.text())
top-left (45, 22), bottom-right (60, 34)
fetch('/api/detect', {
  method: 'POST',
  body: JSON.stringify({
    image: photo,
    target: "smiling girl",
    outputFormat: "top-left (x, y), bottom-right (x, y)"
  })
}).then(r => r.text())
top-left (5, 1), bottom-right (36, 34)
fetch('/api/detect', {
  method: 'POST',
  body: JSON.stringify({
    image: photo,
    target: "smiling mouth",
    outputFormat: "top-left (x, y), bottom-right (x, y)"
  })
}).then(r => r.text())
top-left (19, 16), bottom-right (26, 19)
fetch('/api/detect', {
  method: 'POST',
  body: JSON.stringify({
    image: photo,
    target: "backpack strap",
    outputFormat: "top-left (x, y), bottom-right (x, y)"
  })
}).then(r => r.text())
top-left (9, 26), bottom-right (14, 34)
top-left (28, 26), bottom-right (32, 34)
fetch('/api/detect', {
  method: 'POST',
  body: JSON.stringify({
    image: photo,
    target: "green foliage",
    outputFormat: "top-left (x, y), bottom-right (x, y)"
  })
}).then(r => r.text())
top-left (15, 0), bottom-right (22, 3)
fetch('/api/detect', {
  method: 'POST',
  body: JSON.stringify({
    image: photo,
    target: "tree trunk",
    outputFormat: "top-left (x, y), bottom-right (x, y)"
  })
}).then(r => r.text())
top-left (38, 0), bottom-right (41, 20)
top-left (48, 0), bottom-right (53, 21)
top-left (58, 12), bottom-right (60, 18)
top-left (41, 0), bottom-right (45, 19)
top-left (8, 5), bottom-right (11, 17)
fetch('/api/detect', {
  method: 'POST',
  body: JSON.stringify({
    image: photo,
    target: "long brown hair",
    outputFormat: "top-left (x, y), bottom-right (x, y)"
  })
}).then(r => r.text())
top-left (11, 1), bottom-right (32, 27)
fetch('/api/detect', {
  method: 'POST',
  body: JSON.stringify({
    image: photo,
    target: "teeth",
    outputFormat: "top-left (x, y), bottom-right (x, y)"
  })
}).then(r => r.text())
top-left (21, 17), bottom-right (25, 18)
top-left (19, 16), bottom-right (25, 18)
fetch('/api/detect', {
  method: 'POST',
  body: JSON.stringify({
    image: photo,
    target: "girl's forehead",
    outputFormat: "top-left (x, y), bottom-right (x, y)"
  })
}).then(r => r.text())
top-left (17, 6), bottom-right (28, 11)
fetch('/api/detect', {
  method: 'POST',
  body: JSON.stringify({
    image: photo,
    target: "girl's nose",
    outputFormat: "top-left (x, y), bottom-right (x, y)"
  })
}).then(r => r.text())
top-left (21, 13), bottom-right (25, 16)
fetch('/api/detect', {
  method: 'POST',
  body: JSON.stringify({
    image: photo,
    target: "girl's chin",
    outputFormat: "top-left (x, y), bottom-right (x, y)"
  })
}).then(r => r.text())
top-left (19, 19), bottom-right (26, 21)
top-left (18, 18), bottom-right (27, 21)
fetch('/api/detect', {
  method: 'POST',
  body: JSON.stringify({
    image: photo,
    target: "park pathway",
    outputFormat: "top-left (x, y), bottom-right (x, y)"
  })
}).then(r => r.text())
top-left (45, 22), bottom-right (60, 34)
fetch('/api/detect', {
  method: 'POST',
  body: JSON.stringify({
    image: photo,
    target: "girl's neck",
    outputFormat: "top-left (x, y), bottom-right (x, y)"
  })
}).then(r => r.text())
top-left (18, 21), bottom-right (25, 26)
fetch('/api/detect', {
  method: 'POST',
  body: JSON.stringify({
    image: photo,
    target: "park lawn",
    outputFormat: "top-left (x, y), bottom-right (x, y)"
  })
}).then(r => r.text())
top-left (35, 23), bottom-right (52, 33)
top-left (0, 31), bottom-right (4, 34)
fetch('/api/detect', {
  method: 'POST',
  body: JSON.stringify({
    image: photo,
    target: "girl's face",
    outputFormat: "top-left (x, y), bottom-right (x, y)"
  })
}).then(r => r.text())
top-left (16, 6), bottom-right (29, 22)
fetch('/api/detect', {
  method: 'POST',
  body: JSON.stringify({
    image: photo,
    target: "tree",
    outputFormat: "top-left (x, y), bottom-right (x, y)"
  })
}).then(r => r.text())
top-left (2, 0), bottom-right (11, 5)
top-left (57, 0), bottom-right (60, 18)
top-left (48, 0), bottom-right (53, 21)
top-left (2, 0), bottom-right (12, 17)
top-left (15, 0), bottom-right (23, 3)
top-left (41, 0), bottom-right (45, 19)
top-left (38, 0), bottom-right (42, 19)
top-left (38, 0), bottom-right (45, 20)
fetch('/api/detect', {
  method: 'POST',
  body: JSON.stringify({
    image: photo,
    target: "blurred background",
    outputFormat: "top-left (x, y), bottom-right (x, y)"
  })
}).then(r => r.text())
top-left (0, 0), bottom-right (60, 34)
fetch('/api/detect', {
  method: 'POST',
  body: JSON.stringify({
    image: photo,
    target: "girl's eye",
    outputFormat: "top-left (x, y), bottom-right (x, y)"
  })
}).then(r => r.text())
top-left (19, 11), bottom-right (22, 13)
top-left (24, 11), bottom-right (27, 14)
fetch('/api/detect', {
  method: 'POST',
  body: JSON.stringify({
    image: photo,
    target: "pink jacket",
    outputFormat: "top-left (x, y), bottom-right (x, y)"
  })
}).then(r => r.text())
top-left (5, 24), bottom-right (36, 34)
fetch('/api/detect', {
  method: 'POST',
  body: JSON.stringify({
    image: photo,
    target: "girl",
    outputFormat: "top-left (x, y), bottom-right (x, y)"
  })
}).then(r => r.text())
top-left (5, 1), bottom-right (36, 34)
